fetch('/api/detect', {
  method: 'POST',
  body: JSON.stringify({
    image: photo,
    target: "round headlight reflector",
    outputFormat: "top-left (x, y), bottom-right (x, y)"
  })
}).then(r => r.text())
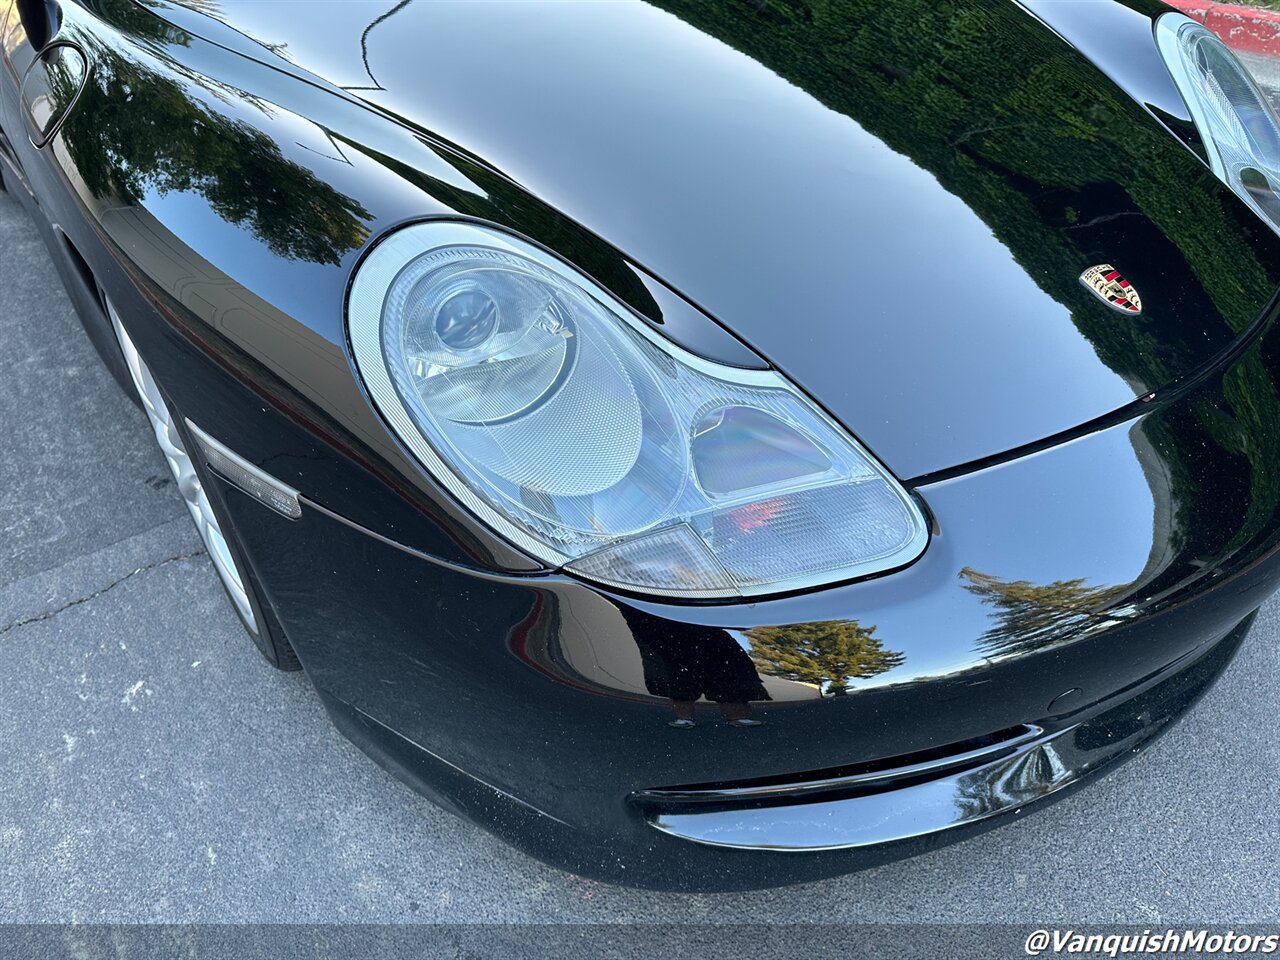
top-left (348, 222), bottom-right (928, 598)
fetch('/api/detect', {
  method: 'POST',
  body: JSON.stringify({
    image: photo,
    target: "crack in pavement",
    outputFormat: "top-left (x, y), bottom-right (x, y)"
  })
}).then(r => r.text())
top-left (0, 511), bottom-right (188, 591)
top-left (0, 549), bottom-right (206, 636)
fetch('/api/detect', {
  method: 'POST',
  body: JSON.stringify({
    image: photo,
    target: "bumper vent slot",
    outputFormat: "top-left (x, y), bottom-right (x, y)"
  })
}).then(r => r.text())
top-left (634, 723), bottom-right (1043, 810)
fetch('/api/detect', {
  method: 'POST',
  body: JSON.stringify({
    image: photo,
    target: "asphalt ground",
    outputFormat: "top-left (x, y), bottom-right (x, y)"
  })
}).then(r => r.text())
top-left (1, 147), bottom-right (1279, 934)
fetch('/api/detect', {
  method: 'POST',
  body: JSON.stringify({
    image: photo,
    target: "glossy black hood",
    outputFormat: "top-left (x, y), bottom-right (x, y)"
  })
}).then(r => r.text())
top-left (156, 0), bottom-right (1280, 479)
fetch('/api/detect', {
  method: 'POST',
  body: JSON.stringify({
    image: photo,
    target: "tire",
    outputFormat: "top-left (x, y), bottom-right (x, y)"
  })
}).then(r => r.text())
top-left (106, 297), bottom-right (301, 671)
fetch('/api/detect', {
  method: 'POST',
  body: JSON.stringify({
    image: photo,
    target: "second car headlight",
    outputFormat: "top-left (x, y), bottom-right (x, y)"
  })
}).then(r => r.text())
top-left (348, 221), bottom-right (927, 599)
top-left (1157, 12), bottom-right (1280, 231)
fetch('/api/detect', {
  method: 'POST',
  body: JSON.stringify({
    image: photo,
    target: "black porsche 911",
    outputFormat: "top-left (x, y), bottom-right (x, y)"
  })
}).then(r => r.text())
top-left (3, 0), bottom-right (1280, 891)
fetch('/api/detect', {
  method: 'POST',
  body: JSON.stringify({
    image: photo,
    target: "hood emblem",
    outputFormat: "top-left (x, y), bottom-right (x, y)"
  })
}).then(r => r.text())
top-left (1080, 264), bottom-right (1141, 315)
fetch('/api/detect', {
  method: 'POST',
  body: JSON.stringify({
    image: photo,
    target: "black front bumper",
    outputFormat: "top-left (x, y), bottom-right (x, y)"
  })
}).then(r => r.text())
top-left (314, 610), bottom-right (1252, 889)
top-left (203, 329), bottom-right (1280, 890)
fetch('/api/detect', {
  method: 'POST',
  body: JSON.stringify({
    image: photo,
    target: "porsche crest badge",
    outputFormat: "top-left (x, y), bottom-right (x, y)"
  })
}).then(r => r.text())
top-left (1080, 264), bottom-right (1141, 315)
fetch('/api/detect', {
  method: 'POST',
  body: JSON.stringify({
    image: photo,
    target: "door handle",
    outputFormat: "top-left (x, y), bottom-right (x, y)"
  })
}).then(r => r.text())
top-left (20, 40), bottom-right (85, 147)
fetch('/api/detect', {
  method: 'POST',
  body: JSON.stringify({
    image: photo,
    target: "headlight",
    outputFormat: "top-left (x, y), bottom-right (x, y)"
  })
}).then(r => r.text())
top-left (348, 222), bottom-right (928, 599)
top-left (1157, 12), bottom-right (1280, 230)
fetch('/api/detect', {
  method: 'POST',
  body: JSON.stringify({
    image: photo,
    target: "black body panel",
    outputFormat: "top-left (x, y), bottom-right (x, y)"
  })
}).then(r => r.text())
top-left (4, 0), bottom-right (1280, 889)
top-left (147, 0), bottom-right (1280, 477)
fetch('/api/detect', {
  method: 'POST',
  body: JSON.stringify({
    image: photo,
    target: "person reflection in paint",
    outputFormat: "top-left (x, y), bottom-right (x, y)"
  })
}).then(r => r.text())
top-left (620, 608), bottom-right (770, 727)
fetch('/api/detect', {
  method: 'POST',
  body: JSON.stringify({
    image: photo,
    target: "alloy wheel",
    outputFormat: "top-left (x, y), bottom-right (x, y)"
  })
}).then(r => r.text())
top-left (106, 299), bottom-right (260, 635)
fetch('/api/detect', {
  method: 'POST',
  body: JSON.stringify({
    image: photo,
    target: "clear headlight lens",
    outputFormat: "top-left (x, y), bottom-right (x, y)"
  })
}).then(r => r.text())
top-left (348, 222), bottom-right (928, 598)
top-left (1157, 13), bottom-right (1280, 231)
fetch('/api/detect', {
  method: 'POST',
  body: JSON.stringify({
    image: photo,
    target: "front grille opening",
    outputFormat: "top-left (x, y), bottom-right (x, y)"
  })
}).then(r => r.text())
top-left (634, 723), bottom-right (1041, 810)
